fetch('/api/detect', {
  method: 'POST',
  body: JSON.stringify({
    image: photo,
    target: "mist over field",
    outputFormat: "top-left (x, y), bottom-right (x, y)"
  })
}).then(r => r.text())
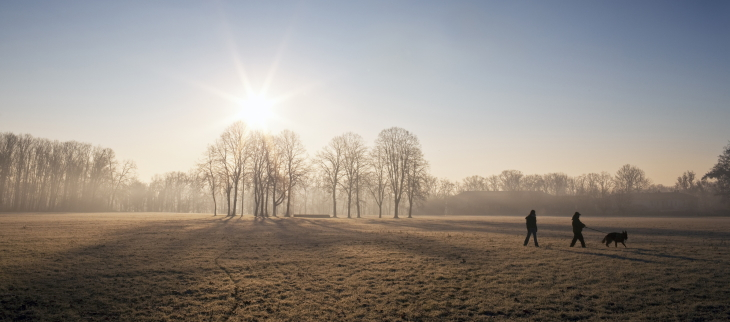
top-left (2, 1), bottom-right (730, 321)
top-left (1, 129), bottom-right (729, 218)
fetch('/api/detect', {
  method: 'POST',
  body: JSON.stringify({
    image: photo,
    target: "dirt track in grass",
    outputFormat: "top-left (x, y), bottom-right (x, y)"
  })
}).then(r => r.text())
top-left (1, 213), bottom-right (729, 321)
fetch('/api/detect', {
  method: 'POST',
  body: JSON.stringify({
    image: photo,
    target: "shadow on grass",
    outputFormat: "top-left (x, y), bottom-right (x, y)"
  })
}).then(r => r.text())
top-left (555, 248), bottom-right (658, 263)
top-left (0, 215), bottom-right (260, 321)
top-left (625, 248), bottom-right (702, 262)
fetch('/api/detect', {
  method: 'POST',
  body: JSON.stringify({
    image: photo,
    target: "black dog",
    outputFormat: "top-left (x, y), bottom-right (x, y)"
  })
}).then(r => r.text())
top-left (602, 231), bottom-right (628, 248)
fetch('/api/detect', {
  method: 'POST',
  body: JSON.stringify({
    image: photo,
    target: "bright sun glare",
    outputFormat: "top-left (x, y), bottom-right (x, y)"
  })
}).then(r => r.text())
top-left (237, 94), bottom-right (275, 129)
top-left (187, 28), bottom-right (316, 131)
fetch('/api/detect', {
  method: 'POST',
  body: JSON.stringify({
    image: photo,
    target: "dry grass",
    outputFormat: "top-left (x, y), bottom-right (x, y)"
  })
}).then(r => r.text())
top-left (1, 213), bottom-right (729, 321)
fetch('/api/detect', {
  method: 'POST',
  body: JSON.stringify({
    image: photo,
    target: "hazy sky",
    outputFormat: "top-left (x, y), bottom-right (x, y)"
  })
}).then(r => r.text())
top-left (1, 1), bottom-right (729, 185)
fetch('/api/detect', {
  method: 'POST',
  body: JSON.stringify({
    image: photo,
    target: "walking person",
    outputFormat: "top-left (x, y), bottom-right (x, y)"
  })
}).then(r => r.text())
top-left (524, 210), bottom-right (539, 247)
top-left (570, 212), bottom-right (586, 247)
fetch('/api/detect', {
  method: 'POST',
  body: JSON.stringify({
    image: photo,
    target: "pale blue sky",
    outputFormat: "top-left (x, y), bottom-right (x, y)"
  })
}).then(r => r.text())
top-left (1, 1), bottom-right (729, 185)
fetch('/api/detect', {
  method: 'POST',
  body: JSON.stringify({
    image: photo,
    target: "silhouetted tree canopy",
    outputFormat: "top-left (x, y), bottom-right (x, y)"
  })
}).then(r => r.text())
top-left (704, 142), bottom-right (730, 202)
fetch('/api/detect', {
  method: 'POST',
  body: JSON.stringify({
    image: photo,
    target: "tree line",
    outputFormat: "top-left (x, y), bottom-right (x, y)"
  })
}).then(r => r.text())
top-left (197, 122), bottom-right (428, 219)
top-left (2, 128), bottom-right (729, 215)
top-left (425, 164), bottom-right (725, 215)
top-left (0, 133), bottom-right (136, 212)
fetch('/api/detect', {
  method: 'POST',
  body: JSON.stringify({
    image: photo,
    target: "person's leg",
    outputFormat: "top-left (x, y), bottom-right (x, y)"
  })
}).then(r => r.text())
top-left (524, 231), bottom-right (531, 246)
top-left (578, 233), bottom-right (586, 247)
top-left (570, 234), bottom-right (577, 247)
top-left (533, 231), bottom-right (539, 247)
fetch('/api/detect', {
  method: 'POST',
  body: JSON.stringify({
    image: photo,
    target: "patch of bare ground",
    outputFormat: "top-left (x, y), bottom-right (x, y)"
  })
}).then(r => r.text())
top-left (1, 213), bottom-right (729, 321)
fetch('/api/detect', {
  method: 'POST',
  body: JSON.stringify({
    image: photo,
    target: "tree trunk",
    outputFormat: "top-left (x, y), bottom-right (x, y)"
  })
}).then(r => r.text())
top-left (303, 188), bottom-right (308, 214)
top-left (231, 179), bottom-right (239, 217)
top-left (252, 181), bottom-right (258, 217)
top-left (212, 192), bottom-right (217, 216)
top-left (285, 183), bottom-right (292, 217)
top-left (393, 197), bottom-right (400, 219)
top-left (407, 197), bottom-right (413, 218)
top-left (264, 184), bottom-right (270, 217)
top-left (346, 191), bottom-right (352, 218)
top-left (356, 184), bottom-right (361, 218)
top-left (225, 188), bottom-right (232, 216)
top-left (240, 183), bottom-right (245, 217)
top-left (272, 181), bottom-right (277, 217)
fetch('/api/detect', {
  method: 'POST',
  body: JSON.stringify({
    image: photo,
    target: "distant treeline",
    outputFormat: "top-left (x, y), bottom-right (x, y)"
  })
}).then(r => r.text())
top-left (423, 167), bottom-right (726, 216)
top-left (2, 129), bottom-right (728, 216)
top-left (0, 133), bottom-right (136, 212)
top-left (0, 133), bottom-right (215, 213)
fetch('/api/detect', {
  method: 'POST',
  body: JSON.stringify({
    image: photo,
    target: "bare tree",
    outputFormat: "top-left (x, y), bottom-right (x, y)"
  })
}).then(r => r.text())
top-left (573, 174), bottom-right (589, 196)
top-left (268, 133), bottom-right (287, 217)
top-left (521, 174), bottom-right (544, 192)
top-left (248, 131), bottom-right (271, 217)
top-left (704, 142), bottom-right (730, 202)
top-left (437, 178), bottom-right (457, 215)
top-left (218, 121), bottom-right (249, 216)
top-left (0, 133), bottom-right (18, 210)
top-left (375, 127), bottom-right (422, 219)
top-left (315, 135), bottom-right (346, 218)
top-left (108, 159), bottom-right (137, 210)
top-left (596, 171), bottom-right (614, 197)
top-left (437, 178), bottom-right (457, 198)
top-left (199, 145), bottom-right (220, 215)
top-left (543, 172), bottom-right (569, 195)
top-left (613, 164), bottom-right (649, 212)
top-left (351, 138), bottom-right (368, 219)
top-left (365, 144), bottom-right (388, 218)
top-left (613, 164), bottom-right (650, 194)
top-left (405, 148), bottom-right (429, 218)
top-left (11, 135), bottom-right (34, 210)
top-left (87, 146), bottom-right (114, 210)
top-left (212, 140), bottom-right (233, 215)
top-left (277, 130), bottom-right (309, 217)
top-left (486, 175), bottom-right (501, 191)
top-left (499, 170), bottom-right (523, 192)
top-left (565, 176), bottom-right (578, 196)
top-left (675, 171), bottom-right (697, 193)
top-left (340, 132), bottom-right (367, 218)
top-left (459, 175), bottom-right (488, 192)
top-left (297, 173), bottom-right (313, 215)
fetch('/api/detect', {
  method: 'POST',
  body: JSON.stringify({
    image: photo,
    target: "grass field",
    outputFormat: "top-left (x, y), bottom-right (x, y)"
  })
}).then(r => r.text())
top-left (1, 213), bottom-right (729, 321)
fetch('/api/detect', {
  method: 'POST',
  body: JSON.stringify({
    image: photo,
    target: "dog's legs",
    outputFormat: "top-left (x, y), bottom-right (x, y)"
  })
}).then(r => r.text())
top-left (621, 241), bottom-right (626, 248)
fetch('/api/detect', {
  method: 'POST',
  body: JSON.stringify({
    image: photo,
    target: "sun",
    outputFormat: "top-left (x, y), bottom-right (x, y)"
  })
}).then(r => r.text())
top-left (237, 94), bottom-right (275, 129)
top-left (184, 26), bottom-right (318, 131)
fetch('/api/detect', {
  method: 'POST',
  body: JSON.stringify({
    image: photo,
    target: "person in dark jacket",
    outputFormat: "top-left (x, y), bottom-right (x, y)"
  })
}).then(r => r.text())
top-left (524, 210), bottom-right (538, 247)
top-left (570, 212), bottom-right (586, 247)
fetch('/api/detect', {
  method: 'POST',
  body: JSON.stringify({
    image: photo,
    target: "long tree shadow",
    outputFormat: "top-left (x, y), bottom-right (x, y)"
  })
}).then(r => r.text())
top-left (555, 249), bottom-right (658, 263)
top-left (264, 217), bottom-right (518, 265)
top-left (0, 215), bottom-right (260, 321)
top-left (623, 248), bottom-right (702, 262)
